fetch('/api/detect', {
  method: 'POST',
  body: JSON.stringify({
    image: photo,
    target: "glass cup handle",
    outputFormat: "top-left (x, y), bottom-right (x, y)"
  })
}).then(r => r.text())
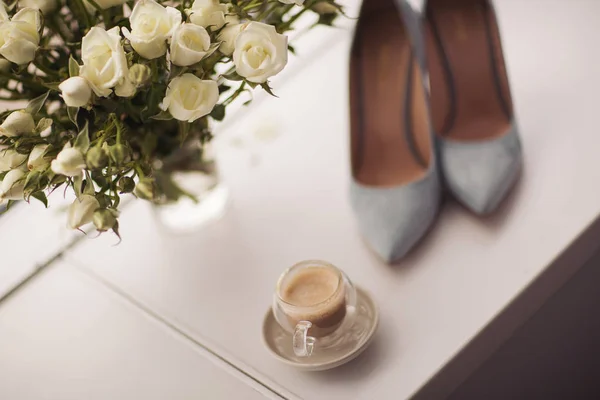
top-left (293, 321), bottom-right (316, 357)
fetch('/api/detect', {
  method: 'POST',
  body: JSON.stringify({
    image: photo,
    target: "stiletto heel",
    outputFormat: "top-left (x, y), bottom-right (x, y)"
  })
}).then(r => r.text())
top-left (349, 0), bottom-right (439, 263)
top-left (425, 0), bottom-right (522, 215)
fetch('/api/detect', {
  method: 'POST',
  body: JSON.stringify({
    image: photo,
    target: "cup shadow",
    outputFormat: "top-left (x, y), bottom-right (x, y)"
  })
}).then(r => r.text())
top-left (306, 328), bottom-right (388, 383)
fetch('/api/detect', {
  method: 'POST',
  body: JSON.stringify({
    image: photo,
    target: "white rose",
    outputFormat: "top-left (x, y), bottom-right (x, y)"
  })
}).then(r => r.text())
top-left (0, 8), bottom-right (41, 65)
top-left (233, 22), bottom-right (288, 83)
top-left (51, 146), bottom-right (86, 176)
top-left (80, 27), bottom-right (129, 97)
top-left (160, 73), bottom-right (218, 122)
top-left (278, 0), bottom-right (304, 5)
top-left (170, 23), bottom-right (211, 67)
top-left (20, 0), bottom-right (58, 14)
top-left (187, 0), bottom-right (227, 30)
top-left (218, 15), bottom-right (243, 56)
top-left (0, 148), bottom-right (27, 171)
top-left (27, 144), bottom-right (49, 170)
top-left (0, 110), bottom-right (35, 137)
top-left (59, 76), bottom-right (92, 107)
top-left (0, 169), bottom-right (25, 201)
top-left (88, 0), bottom-right (126, 10)
top-left (67, 194), bottom-right (100, 230)
top-left (0, 1), bottom-right (8, 21)
top-left (122, 0), bottom-right (181, 60)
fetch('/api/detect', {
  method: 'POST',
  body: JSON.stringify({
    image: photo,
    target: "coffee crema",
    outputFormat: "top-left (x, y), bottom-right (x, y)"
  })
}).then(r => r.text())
top-left (279, 266), bottom-right (347, 337)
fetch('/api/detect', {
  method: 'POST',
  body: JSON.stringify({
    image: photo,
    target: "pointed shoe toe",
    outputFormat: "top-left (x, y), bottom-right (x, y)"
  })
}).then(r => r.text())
top-left (350, 174), bottom-right (440, 263)
top-left (439, 125), bottom-right (522, 215)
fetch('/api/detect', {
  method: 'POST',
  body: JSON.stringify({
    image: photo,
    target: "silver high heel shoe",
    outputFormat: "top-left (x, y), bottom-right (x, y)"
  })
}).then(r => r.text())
top-left (349, 0), bottom-right (440, 263)
top-left (425, 0), bottom-right (522, 215)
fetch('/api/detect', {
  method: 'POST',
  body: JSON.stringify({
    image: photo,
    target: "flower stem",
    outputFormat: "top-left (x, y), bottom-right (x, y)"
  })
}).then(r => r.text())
top-left (279, 1), bottom-right (316, 31)
top-left (34, 60), bottom-right (60, 78)
top-left (102, 9), bottom-right (114, 29)
top-left (0, 70), bottom-right (47, 92)
top-left (49, 15), bottom-right (74, 45)
top-left (223, 81), bottom-right (246, 105)
top-left (134, 164), bottom-right (145, 178)
top-left (112, 114), bottom-right (123, 144)
top-left (71, 0), bottom-right (93, 29)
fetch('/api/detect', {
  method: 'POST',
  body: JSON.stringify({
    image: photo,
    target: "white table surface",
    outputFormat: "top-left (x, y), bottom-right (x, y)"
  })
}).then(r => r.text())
top-left (0, 195), bottom-right (78, 298)
top-left (2, 0), bottom-right (600, 398)
top-left (0, 260), bottom-right (276, 400)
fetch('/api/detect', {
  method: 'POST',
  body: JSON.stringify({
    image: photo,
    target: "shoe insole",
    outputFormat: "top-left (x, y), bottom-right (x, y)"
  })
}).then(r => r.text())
top-left (426, 0), bottom-right (512, 141)
top-left (351, 1), bottom-right (431, 187)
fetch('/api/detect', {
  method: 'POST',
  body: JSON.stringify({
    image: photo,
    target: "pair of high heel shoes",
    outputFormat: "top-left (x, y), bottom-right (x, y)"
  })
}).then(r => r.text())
top-left (350, 0), bottom-right (522, 263)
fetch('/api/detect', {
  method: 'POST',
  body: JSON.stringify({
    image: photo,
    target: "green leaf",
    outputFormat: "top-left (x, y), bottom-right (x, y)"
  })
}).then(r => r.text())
top-left (168, 65), bottom-right (187, 79)
top-left (150, 110), bottom-right (173, 121)
top-left (25, 91), bottom-right (49, 115)
top-left (206, 42), bottom-right (220, 57)
top-left (74, 121), bottom-right (90, 153)
top-left (73, 174), bottom-right (83, 197)
top-left (288, 44), bottom-right (296, 54)
top-left (85, 0), bottom-right (103, 12)
top-left (67, 107), bottom-right (79, 128)
top-left (69, 55), bottom-right (80, 77)
top-left (112, 220), bottom-right (122, 243)
top-left (49, 173), bottom-right (67, 186)
top-left (37, 12), bottom-right (45, 36)
top-left (218, 84), bottom-right (231, 94)
top-left (210, 104), bottom-right (226, 121)
top-left (42, 82), bottom-right (61, 91)
top-left (0, 200), bottom-right (16, 214)
top-left (178, 121), bottom-right (190, 143)
top-left (31, 191), bottom-right (48, 208)
top-left (24, 171), bottom-right (41, 192)
top-left (141, 83), bottom-right (166, 121)
top-left (261, 82), bottom-right (278, 98)
top-left (316, 12), bottom-right (338, 27)
top-left (83, 171), bottom-right (95, 195)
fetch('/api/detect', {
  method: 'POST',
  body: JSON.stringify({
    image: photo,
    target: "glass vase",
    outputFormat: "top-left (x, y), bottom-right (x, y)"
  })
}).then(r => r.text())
top-left (152, 143), bottom-right (230, 235)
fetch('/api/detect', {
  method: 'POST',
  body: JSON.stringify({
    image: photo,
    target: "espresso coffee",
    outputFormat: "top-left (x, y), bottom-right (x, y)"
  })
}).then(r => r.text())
top-left (279, 266), bottom-right (347, 337)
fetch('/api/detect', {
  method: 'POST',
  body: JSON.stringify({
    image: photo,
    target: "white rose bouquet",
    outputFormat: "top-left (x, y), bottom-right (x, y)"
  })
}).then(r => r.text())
top-left (0, 0), bottom-right (341, 236)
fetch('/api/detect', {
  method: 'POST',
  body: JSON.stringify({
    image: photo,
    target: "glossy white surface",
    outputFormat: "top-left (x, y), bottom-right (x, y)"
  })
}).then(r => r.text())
top-left (0, 194), bottom-right (77, 297)
top-left (0, 261), bottom-right (273, 400)
top-left (2, 0), bottom-right (599, 398)
top-left (60, 0), bottom-right (600, 398)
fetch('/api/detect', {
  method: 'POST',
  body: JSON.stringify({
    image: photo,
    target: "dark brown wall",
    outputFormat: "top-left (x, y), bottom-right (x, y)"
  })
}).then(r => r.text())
top-left (449, 249), bottom-right (600, 400)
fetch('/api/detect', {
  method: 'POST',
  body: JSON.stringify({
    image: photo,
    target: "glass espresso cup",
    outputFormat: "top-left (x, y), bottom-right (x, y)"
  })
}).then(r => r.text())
top-left (272, 260), bottom-right (357, 357)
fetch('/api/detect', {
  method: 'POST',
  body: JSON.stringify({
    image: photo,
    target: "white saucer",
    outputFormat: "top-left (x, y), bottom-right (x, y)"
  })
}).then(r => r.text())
top-left (262, 287), bottom-right (379, 371)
